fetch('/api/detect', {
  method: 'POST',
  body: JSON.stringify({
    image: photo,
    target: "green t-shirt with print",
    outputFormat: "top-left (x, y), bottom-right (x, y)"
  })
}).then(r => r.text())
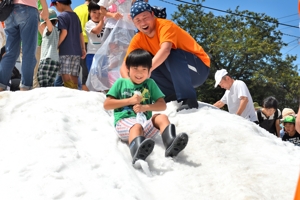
top-left (107, 78), bottom-right (165, 126)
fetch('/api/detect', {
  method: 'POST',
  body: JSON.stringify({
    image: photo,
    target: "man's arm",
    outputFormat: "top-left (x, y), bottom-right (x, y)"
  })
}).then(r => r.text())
top-left (213, 100), bottom-right (225, 109)
top-left (296, 106), bottom-right (300, 133)
top-left (151, 42), bottom-right (172, 72)
top-left (120, 60), bottom-right (129, 78)
top-left (236, 96), bottom-right (248, 116)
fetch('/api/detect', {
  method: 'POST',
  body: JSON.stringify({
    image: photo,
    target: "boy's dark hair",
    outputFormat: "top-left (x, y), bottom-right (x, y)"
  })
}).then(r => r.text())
top-left (88, 1), bottom-right (100, 12)
top-left (125, 49), bottom-right (152, 70)
top-left (56, 0), bottom-right (72, 6)
top-left (262, 96), bottom-right (278, 109)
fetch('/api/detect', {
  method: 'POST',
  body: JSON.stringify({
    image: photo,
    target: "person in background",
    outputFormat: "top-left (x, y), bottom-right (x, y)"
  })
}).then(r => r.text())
top-left (253, 102), bottom-right (261, 111)
top-left (74, 0), bottom-right (91, 91)
top-left (0, 0), bottom-right (49, 91)
top-left (256, 96), bottom-right (282, 137)
top-left (51, 0), bottom-right (86, 89)
top-left (32, 0), bottom-right (44, 89)
top-left (120, 1), bottom-right (210, 112)
top-left (37, 9), bottom-right (60, 87)
top-left (296, 106), bottom-right (300, 133)
top-left (279, 108), bottom-right (296, 138)
top-left (104, 49), bottom-right (188, 164)
top-left (213, 69), bottom-right (258, 122)
top-left (282, 116), bottom-right (300, 146)
top-left (85, 1), bottom-right (104, 73)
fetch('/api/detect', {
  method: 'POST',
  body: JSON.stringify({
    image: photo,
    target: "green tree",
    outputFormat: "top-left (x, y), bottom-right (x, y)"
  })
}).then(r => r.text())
top-left (171, 0), bottom-right (299, 111)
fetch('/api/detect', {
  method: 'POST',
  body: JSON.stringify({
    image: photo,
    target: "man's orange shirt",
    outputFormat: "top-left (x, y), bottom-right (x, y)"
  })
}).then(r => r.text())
top-left (126, 18), bottom-right (210, 67)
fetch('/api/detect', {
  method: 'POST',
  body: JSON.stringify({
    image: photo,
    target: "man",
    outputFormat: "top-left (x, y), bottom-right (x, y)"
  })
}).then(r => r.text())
top-left (0, 0), bottom-right (49, 91)
top-left (213, 69), bottom-right (257, 122)
top-left (120, 1), bottom-right (210, 112)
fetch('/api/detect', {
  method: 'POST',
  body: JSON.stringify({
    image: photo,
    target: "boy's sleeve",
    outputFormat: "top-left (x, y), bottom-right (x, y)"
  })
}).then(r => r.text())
top-left (85, 21), bottom-right (94, 34)
top-left (57, 14), bottom-right (68, 30)
top-left (106, 79), bottom-right (120, 98)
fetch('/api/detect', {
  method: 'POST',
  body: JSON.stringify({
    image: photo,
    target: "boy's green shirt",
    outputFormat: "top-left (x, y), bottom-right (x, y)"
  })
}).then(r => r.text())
top-left (106, 78), bottom-right (165, 126)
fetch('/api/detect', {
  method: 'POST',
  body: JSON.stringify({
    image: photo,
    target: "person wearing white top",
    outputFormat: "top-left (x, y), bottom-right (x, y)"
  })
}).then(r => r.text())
top-left (85, 1), bottom-right (104, 72)
top-left (213, 69), bottom-right (258, 122)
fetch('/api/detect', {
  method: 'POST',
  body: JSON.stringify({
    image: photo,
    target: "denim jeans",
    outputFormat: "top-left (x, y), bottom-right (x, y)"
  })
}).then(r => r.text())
top-left (0, 5), bottom-right (38, 90)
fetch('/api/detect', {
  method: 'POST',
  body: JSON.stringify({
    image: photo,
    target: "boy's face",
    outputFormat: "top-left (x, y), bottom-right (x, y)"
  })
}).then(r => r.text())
top-left (284, 123), bottom-right (296, 135)
top-left (128, 66), bottom-right (149, 84)
top-left (90, 9), bottom-right (101, 23)
top-left (53, 2), bottom-right (62, 12)
top-left (263, 108), bottom-right (276, 117)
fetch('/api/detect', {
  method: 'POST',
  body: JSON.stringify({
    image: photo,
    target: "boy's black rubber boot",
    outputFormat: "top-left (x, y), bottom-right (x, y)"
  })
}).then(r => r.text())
top-left (162, 124), bottom-right (188, 157)
top-left (129, 136), bottom-right (155, 164)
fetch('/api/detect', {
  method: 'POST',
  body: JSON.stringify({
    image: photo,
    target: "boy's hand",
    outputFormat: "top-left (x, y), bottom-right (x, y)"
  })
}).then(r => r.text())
top-left (112, 12), bottom-right (123, 20)
top-left (133, 104), bottom-right (145, 113)
top-left (129, 94), bottom-right (142, 105)
top-left (81, 49), bottom-right (86, 59)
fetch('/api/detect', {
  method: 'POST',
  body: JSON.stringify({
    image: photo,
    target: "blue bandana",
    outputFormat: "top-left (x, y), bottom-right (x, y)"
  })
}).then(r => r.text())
top-left (130, 1), bottom-right (152, 19)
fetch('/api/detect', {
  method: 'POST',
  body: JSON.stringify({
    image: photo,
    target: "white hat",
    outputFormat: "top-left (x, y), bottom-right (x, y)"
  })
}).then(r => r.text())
top-left (214, 69), bottom-right (228, 88)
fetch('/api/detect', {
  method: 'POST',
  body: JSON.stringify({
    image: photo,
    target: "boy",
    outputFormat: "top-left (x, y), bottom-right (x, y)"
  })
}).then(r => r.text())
top-left (85, 1), bottom-right (104, 72)
top-left (282, 116), bottom-right (300, 146)
top-left (37, 9), bottom-right (60, 87)
top-left (50, 0), bottom-right (86, 89)
top-left (103, 49), bottom-right (188, 164)
top-left (256, 96), bottom-right (282, 137)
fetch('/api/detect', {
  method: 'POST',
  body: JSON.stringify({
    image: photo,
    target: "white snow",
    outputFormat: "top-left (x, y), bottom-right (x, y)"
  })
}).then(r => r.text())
top-left (0, 87), bottom-right (299, 200)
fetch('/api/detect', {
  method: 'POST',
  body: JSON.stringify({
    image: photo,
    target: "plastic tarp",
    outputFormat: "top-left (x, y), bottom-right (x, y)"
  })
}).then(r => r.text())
top-left (86, 0), bottom-right (135, 91)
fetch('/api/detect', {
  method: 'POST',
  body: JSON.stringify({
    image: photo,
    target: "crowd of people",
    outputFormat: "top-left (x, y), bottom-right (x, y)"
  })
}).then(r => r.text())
top-left (0, 0), bottom-right (299, 164)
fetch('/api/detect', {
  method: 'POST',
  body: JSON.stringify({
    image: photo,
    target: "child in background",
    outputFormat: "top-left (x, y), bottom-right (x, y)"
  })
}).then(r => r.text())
top-left (282, 116), bottom-right (300, 146)
top-left (37, 9), bottom-right (60, 87)
top-left (256, 96), bottom-right (282, 137)
top-left (103, 49), bottom-right (188, 165)
top-left (85, 1), bottom-right (104, 72)
top-left (50, 0), bottom-right (86, 89)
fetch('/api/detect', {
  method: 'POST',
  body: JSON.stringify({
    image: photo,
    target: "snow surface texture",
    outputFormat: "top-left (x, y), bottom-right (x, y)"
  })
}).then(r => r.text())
top-left (0, 87), bottom-right (299, 200)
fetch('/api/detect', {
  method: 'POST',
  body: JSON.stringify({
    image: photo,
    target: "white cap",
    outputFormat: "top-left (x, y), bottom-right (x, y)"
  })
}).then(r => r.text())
top-left (214, 69), bottom-right (228, 88)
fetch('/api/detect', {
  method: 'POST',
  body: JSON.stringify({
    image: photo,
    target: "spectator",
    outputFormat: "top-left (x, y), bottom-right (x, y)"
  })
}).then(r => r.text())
top-left (0, 0), bottom-right (49, 91)
top-left (51, 0), bottom-right (86, 89)
top-left (32, 0), bottom-right (44, 89)
top-left (37, 9), bottom-right (60, 87)
top-left (85, 1), bottom-right (104, 73)
top-left (120, 1), bottom-right (210, 112)
top-left (74, 0), bottom-right (90, 91)
top-left (213, 69), bottom-right (258, 122)
top-left (282, 116), bottom-right (300, 146)
top-left (279, 108), bottom-right (296, 138)
top-left (296, 106), bottom-right (300, 133)
top-left (256, 96), bottom-right (282, 137)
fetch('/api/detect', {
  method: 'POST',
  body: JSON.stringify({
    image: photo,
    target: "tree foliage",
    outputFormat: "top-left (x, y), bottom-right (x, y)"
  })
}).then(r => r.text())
top-left (171, 0), bottom-right (300, 111)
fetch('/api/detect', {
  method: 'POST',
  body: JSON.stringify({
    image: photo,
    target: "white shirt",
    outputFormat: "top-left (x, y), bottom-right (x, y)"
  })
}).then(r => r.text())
top-left (221, 80), bottom-right (258, 122)
top-left (85, 20), bottom-right (102, 54)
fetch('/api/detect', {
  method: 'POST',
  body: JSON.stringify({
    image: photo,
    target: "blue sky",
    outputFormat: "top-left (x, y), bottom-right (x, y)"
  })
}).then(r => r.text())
top-left (47, 0), bottom-right (300, 69)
